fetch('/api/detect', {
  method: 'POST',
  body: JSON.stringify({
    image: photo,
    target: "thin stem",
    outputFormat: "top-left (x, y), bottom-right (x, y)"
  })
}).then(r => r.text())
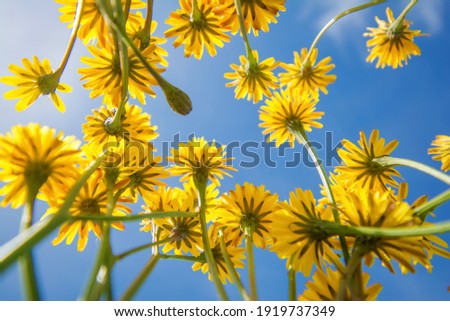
top-left (137, 0), bottom-right (154, 49)
top-left (292, 127), bottom-right (350, 263)
top-left (336, 244), bottom-right (364, 300)
top-left (114, 237), bottom-right (177, 262)
top-left (19, 197), bottom-right (40, 300)
top-left (234, 0), bottom-right (256, 64)
top-left (158, 254), bottom-right (206, 263)
top-left (374, 156), bottom-right (450, 186)
top-left (218, 230), bottom-right (250, 301)
top-left (73, 211), bottom-right (198, 222)
top-left (392, 0), bottom-right (418, 32)
top-left (304, 0), bottom-right (385, 65)
top-left (123, 0), bottom-right (131, 22)
top-left (414, 189), bottom-right (450, 221)
top-left (288, 268), bottom-right (296, 301)
top-left (245, 235), bottom-right (257, 301)
top-left (192, 0), bottom-right (202, 21)
top-left (120, 255), bottom-right (160, 300)
top-left (56, 0), bottom-right (85, 75)
top-left (0, 155), bottom-right (105, 272)
top-left (197, 182), bottom-right (229, 300)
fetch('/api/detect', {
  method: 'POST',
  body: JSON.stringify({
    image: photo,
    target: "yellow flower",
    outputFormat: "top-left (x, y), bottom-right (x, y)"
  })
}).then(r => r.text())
top-left (336, 130), bottom-right (401, 191)
top-left (259, 89), bottom-right (323, 148)
top-left (270, 188), bottom-right (338, 276)
top-left (428, 135), bottom-right (450, 172)
top-left (165, 0), bottom-right (230, 59)
top-left (214, 182), bottom-right (278, 248)
top-left (338, 188), bottom-right (431, 273)
top-left (225, 50), bottom-right (278, 103)
top-left (0, 124), bottom-right (81, 209)
top-left (55, 0), bottom-right (145, 47)
top-left (79, 41), bottom-right (165, 106)
top-left (192, 224), bottom-right (245, 284)
top-left (279, 48), bottom-right (336, 99)
top-left (219, 0), bottom-right (286, 36)
top-left (1, 57), bottom-right (71, 112)
top-left (82, 104), bottom-right (158, 149)
top-left (168, 136), bottom-right (236, 186)
top-left (43, 172), bottom-right (131, 251)
top-left (183, 179), bottom-right (219, 222)
top-left (364, 7), bottom-right (424, 69)
top-left (140, 187), bottom-right (202, 256)
top-left (298, 267), bottom-right (382, 301)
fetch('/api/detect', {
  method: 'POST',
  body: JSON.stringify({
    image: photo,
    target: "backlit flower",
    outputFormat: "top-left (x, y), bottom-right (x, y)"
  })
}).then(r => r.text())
top-left (1, 57), bottom-right (71, 112)
top-left (428, 135), bottom-right (450, 172)
top-left (364, 7), bottom-right (424, 69)
top-left (279, 48), bottom-right (336, 99)
top-left (225, 50), bottom-right (278, 103)
top-left (0, 124), bottom-right (81, 209)
top-left (259, 89), bottom-right (323, 147)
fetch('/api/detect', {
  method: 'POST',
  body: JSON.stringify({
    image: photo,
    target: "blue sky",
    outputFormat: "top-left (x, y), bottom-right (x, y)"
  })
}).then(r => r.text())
top-left (0, 0), bottom-right (449, 300)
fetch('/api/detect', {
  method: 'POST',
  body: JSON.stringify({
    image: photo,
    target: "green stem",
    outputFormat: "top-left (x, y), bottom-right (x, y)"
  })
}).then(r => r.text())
top-left (234, 0), bottom-right (256, 64)
top-left (336, 244), bottom-right (364, 300)
top-left (288, 268), bottom-right (296, 301)
top-left (192, 0), bottom-right (202, 21)
top-left (19, 197), bottom-right (40, 300)
top-left (0, 155), bottom-right (105, 272)
top-left (55, 0), bottom-right (85, 76)
top-left (158, 254), bottom-right (206, 263)
top-left (245, 235), bottom-right (257, 300)
top-left (414, 189), bottom-right (450, 221)
top-left (304, 0), bottom-right (385, 66)
top-left (114, 237), bottom-right (177, 262)
top-left (374, 156), bottom-right (450, 186)
top-left (123, 0), bottom-right (131, 22)
top-left (73, 211), bottom-right (198, 222)
top-left (391, 0), bottom-right (418, 32)
top-left (120, 255), bottom-right (160, 300)
top-left (137, 0), bottom-right (154, 49)
top-left (196, 182), bottom-right (229, 300)
top-left (218, 230), bottom-right (250, 301)
top-left (292, 127), bottom-right (350, 263)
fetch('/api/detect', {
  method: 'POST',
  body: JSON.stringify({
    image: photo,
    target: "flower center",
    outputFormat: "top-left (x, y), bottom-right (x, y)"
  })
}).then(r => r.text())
top-left (37, 72), bottom-right (59, 95)
top-left (79, 198), bottom-right (101, 215)
top-left (240, 212), bottom-right (258, 235)
top-left (25, 160), bottom-right (52, 193)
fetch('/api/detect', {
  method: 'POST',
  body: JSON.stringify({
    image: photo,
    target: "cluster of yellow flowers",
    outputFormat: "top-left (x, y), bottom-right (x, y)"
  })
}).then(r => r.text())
top-left (0, 0), bottom-right (449, 301)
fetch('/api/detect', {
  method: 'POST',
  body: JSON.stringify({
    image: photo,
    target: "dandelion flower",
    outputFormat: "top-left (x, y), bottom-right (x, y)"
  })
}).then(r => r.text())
top-left (428, 135), bottom-right (450, 172)
top-left (259, 89), bottom-right (323, 147)
top-left (168, 136), bottom-right (236, 186)
top-left (364, 7), bottom-right (424, 69)
top-left (279, 48), bottom-right (336, 99)
top-left (298, 267), bottom-right (382, 301)
top-left (165, 0), bottom-right (230, 59)
top-left (1, 57), bottom-right (71, 112)
top-left (225, 50), bottom-right (278, 103)
top-left (192, 224), bottom-right (245, 284)
top-left (336, 130), bottom-right (401, 191)
top-left (43, 172), bottom-right (131, 251)
top-left (0, 124), bottom-right (81, 209)
top-left (270, 188), bottom-right (338, 276)
top-left (220, 0), bottom-right (286, 36)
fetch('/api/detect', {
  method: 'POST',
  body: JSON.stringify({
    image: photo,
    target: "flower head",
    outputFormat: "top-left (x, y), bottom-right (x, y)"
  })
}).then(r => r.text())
top-left (43, 172), bottom-right (131, 251)
top-left (56, 0), bottom-right (145, 47)
top-left (364, 7), bottom-right (424, 69)
top-left (336, 130), bottom-right (401, 191)
top-left (168, 136), bottom-right (236, 186)
top-left (192, 224), bottom-right (245, 284)
top-left (0, 124), bottom-right (81, 209)
top-left (224, 50), bottom-right (278, 104)
top-left (220, 0), bottom-right (286, 36)
top-left (270, 188), bottom-right (338, 276)
top-left (214, 182), bottom-right (278, 248)
top-left (298, 267), bottom-right (382, 301)
top-left (1, 57), bottom-right (71, 112)
top-left (428, 135), bottom-right (450, 172)
top-left (259, 89), bottom-right (323, 147)
top-left (165, 0), bottom-right (230, 59)
top-left (279, 48), bottom-right (336, 99)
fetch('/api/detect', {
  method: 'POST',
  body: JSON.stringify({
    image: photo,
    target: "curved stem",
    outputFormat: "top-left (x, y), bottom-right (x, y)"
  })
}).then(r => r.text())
top-left (137, 0), bottom-right (154, 49)
top-left (245, 235), bottom-right (257, 300)
top-left (56, 0), bottom-right (85, 76)
top-left (391, 0), bottom-right (418, 32)
top-left (288, 268), bottom-right (296, 301)
top-left (292, 127), bottom-right (350, 263)
top-left (120, 255), bottom-right (160, 300)
top-left (158, 254), bottom-right (206, 263)
top-left (304, 0), bottom-right (385, 65)
top-left (414, 189), bottom-right (450, 221)
top-left (336, 244), bottom-right (364, 301)
top-left (234, 0), bottom-right (256, 64)
top-left (114, 237), bottom-right (176, 262)
top-left (73, 211), bottom-right (198, 222)
top-left (0, 155), bottom-right (105, 272)
top-left (374, 156), bottom-right (450, 186)
top-left (219, 230), bottom-right (250, 301)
